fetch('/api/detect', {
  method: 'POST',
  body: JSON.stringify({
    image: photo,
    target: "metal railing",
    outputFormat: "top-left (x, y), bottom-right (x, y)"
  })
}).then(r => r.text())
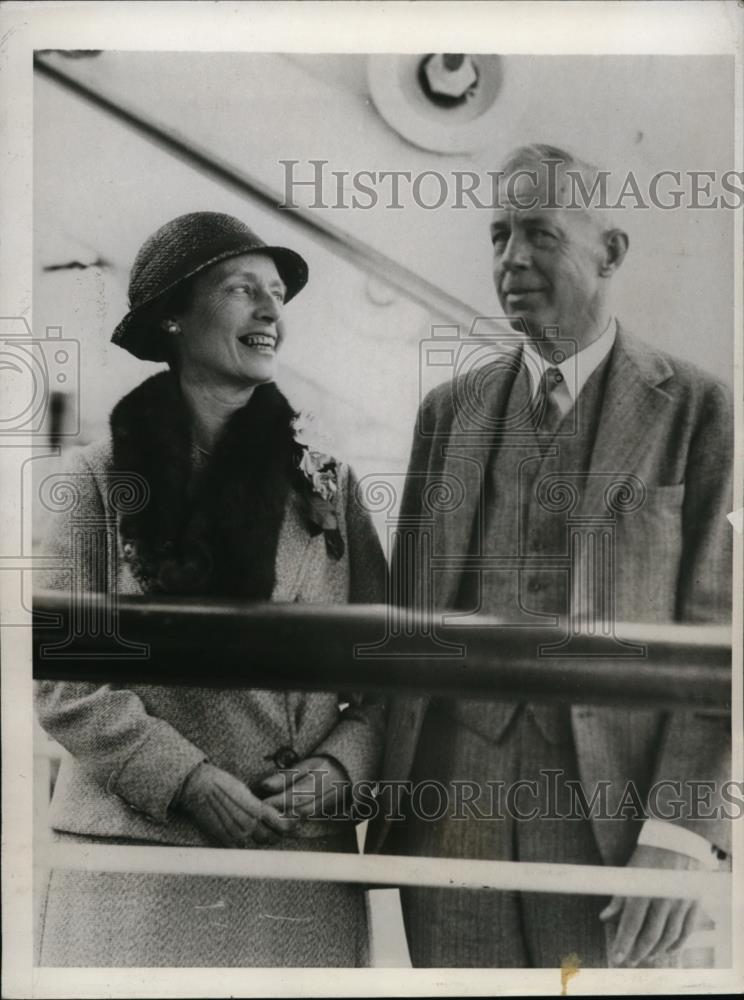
top-left (33, 591), bottom-right (731, 709)
top-left (33, 592), bottom-right (733, 966)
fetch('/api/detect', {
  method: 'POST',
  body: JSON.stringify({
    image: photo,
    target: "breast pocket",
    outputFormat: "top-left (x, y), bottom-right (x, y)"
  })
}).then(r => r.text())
top-left (613, 483), bottom-right (685, 621)
top-left (643, 483), bottom-right (686, 511)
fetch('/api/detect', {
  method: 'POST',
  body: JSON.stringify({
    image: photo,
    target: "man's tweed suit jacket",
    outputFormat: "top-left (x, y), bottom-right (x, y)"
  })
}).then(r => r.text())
top-left (368, 326), bottom-right (732, 866)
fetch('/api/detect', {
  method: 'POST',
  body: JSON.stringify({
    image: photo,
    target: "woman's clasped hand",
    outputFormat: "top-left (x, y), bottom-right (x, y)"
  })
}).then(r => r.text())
top-left (178, 762), bottom-right (300, 847)
top-left (256, 756), bottom-right (351, 822)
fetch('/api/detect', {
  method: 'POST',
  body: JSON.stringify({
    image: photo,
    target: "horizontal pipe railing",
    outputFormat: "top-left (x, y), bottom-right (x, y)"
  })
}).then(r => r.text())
top-left (31, 597), bottom-right (732, 958)
top-left (37, 843), bottom-right (729, 905)
top-left (33, 591), bottom-right (731, 710)
top-left (32, 768), bottom-right (731, 962)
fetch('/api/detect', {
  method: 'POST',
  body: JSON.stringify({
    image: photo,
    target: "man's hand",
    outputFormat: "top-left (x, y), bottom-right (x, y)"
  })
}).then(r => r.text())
top-left (256, 755), bottom-right (350, 821)
top-left (600, 844), bottom-right (703, 967)
top-left (178, 762), bottom-right (298, 847)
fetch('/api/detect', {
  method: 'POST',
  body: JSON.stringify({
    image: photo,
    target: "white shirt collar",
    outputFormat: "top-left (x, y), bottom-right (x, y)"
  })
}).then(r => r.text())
top-left (522, 317), bottom-right (617, 403)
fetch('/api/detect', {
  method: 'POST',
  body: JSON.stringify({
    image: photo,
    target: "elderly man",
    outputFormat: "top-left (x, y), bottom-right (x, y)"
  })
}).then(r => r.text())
top-left (369, 145), bottom-right (732, 968)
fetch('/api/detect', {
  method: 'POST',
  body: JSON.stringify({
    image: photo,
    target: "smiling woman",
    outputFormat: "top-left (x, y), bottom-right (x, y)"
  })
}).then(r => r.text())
top-left (34, 212), bottom-right (388, 967)
top-left (170, 255), bottom-right (287, 397)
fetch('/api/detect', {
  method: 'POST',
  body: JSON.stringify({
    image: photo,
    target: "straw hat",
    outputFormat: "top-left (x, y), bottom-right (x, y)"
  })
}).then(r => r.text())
top-left (111, 212), bottom-right (308, 362)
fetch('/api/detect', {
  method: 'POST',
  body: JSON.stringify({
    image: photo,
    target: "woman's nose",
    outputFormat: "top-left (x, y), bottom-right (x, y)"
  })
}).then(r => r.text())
top-left (254, 289), bottom-right (281, 322)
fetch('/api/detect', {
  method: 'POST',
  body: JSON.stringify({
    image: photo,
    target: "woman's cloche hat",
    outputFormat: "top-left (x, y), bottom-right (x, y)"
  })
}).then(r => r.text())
top-left (111, 211), bottom-right (309, 362)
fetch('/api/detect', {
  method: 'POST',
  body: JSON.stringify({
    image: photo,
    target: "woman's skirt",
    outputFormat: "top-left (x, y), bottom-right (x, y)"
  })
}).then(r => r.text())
top-left (36, 831), bottom-right (369, 967)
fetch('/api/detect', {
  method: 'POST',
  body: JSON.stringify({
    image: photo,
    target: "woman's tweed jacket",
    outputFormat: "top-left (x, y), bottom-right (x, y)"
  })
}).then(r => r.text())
top-left (35, 424), bottom-right (387, 966)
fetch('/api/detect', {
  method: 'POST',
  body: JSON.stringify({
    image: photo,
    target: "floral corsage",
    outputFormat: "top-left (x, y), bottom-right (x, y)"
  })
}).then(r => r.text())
top-left (292, 413), bottom-right (345, 560)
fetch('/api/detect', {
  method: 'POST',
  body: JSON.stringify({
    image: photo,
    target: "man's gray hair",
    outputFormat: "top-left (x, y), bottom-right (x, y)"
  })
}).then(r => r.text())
top-left (498, 143), bottom-right (614, 226)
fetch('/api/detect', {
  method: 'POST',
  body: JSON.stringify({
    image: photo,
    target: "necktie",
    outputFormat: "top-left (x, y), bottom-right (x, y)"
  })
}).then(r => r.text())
top-left (534, 366), bottom-right (569, 435)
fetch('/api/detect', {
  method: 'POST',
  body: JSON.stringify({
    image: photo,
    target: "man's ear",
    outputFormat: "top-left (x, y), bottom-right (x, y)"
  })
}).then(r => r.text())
top-left (600, 229), bottom-right (629, 276)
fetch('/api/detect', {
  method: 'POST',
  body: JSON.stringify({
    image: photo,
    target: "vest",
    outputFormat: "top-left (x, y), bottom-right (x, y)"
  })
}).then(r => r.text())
top-left (441, 349), bottom-right (613, 745)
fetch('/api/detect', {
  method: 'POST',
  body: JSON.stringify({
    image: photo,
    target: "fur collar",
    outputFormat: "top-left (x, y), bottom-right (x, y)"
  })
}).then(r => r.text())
top-left (111, 370), bottom-right (302, 599)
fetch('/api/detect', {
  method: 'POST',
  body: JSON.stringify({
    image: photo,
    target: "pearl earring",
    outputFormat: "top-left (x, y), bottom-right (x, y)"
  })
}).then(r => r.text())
top-left (166, 321), bottom-right (180, 334)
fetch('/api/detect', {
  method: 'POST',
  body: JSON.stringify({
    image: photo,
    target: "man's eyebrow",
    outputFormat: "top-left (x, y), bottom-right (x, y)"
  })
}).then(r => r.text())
top-left (509, 212), bottom-right (566, 235)
top-left (520, 210), bottom-right (564, 227)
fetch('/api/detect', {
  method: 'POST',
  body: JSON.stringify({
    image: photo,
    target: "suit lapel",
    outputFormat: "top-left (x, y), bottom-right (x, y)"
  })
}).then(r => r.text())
top-left (435, 349), bottom-right (522, 608)
top-left (580, 327), bottom-right (674, 515)
top-left (271, 492), bottom-right (314, 602)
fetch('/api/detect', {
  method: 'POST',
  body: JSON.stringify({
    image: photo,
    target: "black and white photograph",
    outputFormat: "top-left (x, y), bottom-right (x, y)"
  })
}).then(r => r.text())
top-left (1, 2), bottom-right (742, 996)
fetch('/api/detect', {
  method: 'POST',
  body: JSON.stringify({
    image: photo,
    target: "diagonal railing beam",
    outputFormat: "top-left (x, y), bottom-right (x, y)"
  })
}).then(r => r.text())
top-left (33, 54), bottom-right (481, 329)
